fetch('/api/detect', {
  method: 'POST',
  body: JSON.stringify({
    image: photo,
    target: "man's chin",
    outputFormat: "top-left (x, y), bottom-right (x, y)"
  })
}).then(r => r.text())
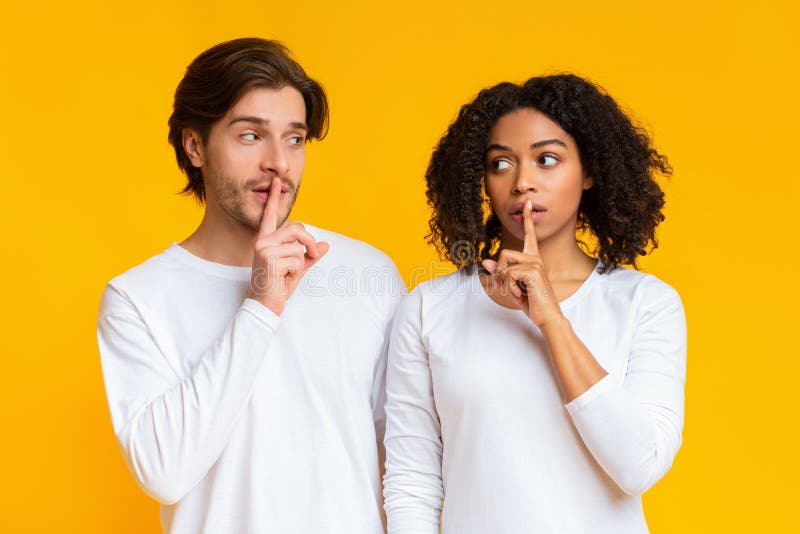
top-left (235, 209), bottom-right (267, 232)
top-left (246, 209), bottom-right (291, 232)
top-left (244, 218), bottom-right (262, 232)
top-left (247, 190), bottom-right (298, 232)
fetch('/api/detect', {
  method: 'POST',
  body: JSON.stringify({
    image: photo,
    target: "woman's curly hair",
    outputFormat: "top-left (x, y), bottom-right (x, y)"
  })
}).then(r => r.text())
top-left (426, 74), bottom-right (672, 273)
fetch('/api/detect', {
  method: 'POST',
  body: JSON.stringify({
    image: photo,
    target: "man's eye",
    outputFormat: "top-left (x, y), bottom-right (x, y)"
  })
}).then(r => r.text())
top-left (241, 133), bottom-right (258, 141)
top-left (539, 154), bottom-right (558, 166)
top-left (491, 159), bottom-right (511, 171)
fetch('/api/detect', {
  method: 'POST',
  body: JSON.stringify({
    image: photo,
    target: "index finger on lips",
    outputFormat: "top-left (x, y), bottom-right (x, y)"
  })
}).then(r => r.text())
top-left (258, 177), bottom-right (282, 238)
top-left (522, 199), bottom-right (540, 256)
top-left (256, 222), bottom-right (320, 258)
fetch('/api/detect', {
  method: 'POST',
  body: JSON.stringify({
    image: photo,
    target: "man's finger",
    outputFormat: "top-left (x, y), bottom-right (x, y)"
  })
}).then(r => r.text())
top-left (522, 199), bottom-right (540, 256)
top-left (291, 225), bottom-right (320, 258)
top-left (275, 256), bottom-right (303, 277)
top-left (304, 241), bottom-right (330, 270)
top-left (258, 177), bottom-right (282, 237)
top-left (256, 223), bottom-right (319, 258)
top-left (258, 243), bottom-right (306, 260)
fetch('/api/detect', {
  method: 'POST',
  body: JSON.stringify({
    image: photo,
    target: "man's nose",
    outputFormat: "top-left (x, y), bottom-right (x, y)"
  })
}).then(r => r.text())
top-left (260, 138), bottom-right (289, 176)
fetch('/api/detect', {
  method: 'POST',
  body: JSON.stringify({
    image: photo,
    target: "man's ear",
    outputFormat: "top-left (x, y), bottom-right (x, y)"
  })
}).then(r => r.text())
top-left (582, 175), bottom-right (594, 190)
top-left (182, 129), bottom-right (205, 168)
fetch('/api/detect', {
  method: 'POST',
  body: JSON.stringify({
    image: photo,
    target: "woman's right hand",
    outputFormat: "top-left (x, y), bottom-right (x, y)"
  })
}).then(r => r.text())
top-left (482, 200), bottom-right (563, 329)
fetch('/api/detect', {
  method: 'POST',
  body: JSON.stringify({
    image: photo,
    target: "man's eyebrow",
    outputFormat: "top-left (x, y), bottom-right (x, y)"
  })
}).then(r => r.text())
top-left (486, 139), bottom-right (568, 152)
top-left (227, 116), bottom-right (309, 131)
top-left (227, 116), bottom-right (267, 127)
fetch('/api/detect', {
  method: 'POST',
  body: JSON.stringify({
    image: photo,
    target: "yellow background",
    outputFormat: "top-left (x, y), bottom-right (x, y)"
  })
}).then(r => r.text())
top-left (2, 0), bottom-right (797, 531)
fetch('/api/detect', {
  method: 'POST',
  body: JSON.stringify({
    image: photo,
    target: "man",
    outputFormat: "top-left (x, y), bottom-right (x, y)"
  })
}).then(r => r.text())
top-left (97, 38), bottom-right (403, 533)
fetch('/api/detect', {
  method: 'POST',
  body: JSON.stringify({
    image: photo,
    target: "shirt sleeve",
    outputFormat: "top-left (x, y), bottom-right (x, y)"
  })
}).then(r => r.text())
top-left (565, 279), bottom-right (687, 496)
top-left (383, 288), bottom-right (443, 534)
top-left (372, 266), bottom-right (406, 471)
top-left (97, 284), bottom-right (279, 505)
top-left (372, 336), bottom-right (390, 471)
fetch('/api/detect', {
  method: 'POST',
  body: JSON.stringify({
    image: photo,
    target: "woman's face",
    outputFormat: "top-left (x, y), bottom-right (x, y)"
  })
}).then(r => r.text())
top-left (484, 107), bottom-right (593, 249)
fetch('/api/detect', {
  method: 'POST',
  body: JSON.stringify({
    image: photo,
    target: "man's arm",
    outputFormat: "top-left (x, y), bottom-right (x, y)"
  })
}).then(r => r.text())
top-left (98, 178), bottom-right (329, 504)
top-left (98, 287), bottom-right (279, 504)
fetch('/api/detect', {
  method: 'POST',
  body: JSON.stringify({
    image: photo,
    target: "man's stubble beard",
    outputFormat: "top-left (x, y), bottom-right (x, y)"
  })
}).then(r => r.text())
top-left (209, 167), bottom-right (301, 231)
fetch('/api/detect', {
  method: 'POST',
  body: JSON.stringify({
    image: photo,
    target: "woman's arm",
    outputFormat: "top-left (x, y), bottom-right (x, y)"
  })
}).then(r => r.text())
top-left (563, 283), bottom-right (687, 495)
top-left (487, 201), bottom-right (687, 495)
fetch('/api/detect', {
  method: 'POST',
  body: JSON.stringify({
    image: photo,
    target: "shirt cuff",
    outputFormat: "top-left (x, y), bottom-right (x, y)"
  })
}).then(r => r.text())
top-left (241, 298), bottom-right (281, 331)
top-left (564, 373), bottom-right (617, 416)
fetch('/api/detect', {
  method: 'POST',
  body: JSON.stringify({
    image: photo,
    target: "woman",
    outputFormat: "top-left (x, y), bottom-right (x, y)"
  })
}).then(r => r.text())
top-left (383, 74), bottom-right (686, 533)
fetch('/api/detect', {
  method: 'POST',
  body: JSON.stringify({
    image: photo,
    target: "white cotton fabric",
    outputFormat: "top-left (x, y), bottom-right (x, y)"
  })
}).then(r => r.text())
top-left (384, 262), bottom-right (687, 534)
top-left (98, 224), bottom-right (403, 534)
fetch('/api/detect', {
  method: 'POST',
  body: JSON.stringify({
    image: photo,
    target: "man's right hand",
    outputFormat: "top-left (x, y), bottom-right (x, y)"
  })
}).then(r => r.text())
top-left (247, 177), bottom-right (329, 315)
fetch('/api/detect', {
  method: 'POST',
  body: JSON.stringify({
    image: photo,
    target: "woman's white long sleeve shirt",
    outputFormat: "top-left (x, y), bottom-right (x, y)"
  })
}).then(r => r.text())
top-left (383, 263), bottom-right (687, 534)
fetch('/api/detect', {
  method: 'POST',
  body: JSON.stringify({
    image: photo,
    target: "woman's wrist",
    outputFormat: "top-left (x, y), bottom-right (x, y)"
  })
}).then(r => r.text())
top-left (539, 314), bottom-right (572, 338)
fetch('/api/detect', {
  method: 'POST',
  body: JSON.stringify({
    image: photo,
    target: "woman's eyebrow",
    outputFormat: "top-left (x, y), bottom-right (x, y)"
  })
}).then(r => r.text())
top-left (531, 139), bottom-right (568, 149)
top-left (487, 139), bottom-right (568, 152)
top-left (486, 143), bottom-right (512, 152)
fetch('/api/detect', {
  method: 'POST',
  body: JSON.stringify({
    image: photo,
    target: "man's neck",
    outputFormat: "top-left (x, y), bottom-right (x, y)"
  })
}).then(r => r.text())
top-left (180, 209), bottom-right (256, 268)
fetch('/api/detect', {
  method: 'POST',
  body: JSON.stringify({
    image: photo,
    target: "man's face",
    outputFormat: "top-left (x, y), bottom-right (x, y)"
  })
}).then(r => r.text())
top-left (197, 86), bottom-right (308, 231)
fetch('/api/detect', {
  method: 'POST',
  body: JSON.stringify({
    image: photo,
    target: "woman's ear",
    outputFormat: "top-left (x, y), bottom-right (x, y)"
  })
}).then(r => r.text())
top-left (582, 176), bottom-right (594, 190)
top-left (182, 129), bottom-right (205, 168)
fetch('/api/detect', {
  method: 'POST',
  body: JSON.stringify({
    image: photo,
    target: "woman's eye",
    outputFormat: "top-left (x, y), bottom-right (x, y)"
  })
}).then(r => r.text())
top-left (241, 133), bottom-right (258, 142)
top-left (491, 159), bottom-right (511, 171)
top-left (539, 154), bottom-right (558, 166)
top-left (288, 136), bottom-right (305, 145)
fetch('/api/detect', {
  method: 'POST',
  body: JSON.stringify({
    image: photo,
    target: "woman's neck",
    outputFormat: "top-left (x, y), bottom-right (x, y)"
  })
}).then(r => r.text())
top-left (497, 229), bottom-right (596, 282)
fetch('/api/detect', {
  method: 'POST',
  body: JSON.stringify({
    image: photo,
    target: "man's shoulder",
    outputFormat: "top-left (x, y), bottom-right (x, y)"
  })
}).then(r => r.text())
top-left (304, 223), bottom-right (396, 270)
top-left (99, 245), bottom-right (184, 319)
top-left (107, 245), bottom-right (182, 290)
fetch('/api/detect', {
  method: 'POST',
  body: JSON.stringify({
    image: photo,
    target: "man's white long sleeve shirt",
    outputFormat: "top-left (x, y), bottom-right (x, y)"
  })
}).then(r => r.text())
top-left (98, 225), bottom-right (403, 533)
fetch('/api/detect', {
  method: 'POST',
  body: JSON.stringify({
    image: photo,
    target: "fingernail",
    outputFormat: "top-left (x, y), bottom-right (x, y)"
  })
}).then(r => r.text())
top-left (526, 200), bottom-right (532, 211)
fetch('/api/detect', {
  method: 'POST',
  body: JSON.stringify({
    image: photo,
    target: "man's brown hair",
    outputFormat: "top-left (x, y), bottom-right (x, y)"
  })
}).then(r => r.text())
top-left (167, 38), bottom-right (329, 203)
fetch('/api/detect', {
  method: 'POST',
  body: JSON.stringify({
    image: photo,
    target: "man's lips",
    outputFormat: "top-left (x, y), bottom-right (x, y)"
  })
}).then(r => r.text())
top-left (252, 185), bottom-right (289, 201)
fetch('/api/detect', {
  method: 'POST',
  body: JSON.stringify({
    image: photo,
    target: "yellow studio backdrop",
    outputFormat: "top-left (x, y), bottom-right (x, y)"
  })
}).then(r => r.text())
top-left (1, 0), bottom-right (797, 531)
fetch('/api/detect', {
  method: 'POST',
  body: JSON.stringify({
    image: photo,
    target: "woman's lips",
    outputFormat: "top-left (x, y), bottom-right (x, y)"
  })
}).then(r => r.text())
top-left (510, 210), bottom-right (546, 224)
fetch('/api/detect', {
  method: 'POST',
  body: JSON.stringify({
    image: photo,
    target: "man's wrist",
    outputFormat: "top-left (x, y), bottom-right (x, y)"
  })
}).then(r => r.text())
top-left (246, 293), bottom-right (284, 316)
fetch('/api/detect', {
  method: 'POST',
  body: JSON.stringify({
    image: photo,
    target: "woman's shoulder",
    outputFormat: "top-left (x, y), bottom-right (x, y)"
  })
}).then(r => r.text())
top-left (393, 267), bottom-right (482, 333)
top-left (397, 267), bottom-right (478, 315)
top-left (409, 266), bottom-right (476, 297)
top-left (598, 263), bottom-right (683, 311)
